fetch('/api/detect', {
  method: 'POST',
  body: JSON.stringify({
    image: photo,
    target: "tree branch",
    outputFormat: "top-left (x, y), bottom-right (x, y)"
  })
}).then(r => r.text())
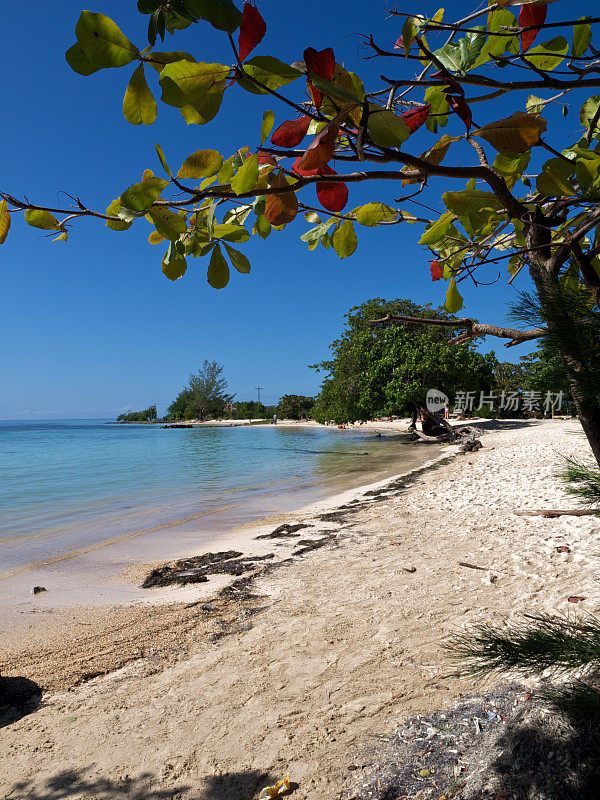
top-left (370, 313), bottom-right (546, 347)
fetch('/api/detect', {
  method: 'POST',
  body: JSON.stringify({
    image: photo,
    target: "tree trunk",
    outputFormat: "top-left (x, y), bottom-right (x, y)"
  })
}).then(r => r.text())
top-left (529, 260), bottom-right (600, 467)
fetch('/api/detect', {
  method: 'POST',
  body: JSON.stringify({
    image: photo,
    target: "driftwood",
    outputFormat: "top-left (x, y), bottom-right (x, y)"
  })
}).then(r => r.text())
top-left (515, 509), bottom-right (600, 518)
top-left (412, 407), bottom-right (482, 447)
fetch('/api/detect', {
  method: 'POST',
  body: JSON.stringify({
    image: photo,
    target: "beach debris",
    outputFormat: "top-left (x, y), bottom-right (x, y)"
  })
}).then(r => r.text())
top-left (31, 586), bottom-right (47, 595)
top-left (556, 545), bottom-right (571, 553)
top-left (568, 595), bottom-right (586, 603)
top-left (458, 438), bottom-right (483, 454)
top-left (402, 566), bottom-right (417, 573)
top-left (293, 534), bottom-right (336, 556)
top-left (141, 551), bottom-right (275, 588)
top-left (419, 768), bottom-right (432, 778)
top-left (458, 562), bottom-right (487, 572)
top-left (258, 775), bottom-right (290, 799)
top-left (515, 509), bottom-right (599, 517)
top-left (256, 523), bottom-right (312, 539)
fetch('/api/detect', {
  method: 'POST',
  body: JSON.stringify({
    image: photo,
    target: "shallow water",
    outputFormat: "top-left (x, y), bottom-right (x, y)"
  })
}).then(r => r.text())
top-left (0, 419), bottom-right (430, 576)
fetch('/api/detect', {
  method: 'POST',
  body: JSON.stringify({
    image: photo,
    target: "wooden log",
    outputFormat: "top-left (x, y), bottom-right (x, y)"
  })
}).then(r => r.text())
top-left (515, 509), bottom-right (600, 518)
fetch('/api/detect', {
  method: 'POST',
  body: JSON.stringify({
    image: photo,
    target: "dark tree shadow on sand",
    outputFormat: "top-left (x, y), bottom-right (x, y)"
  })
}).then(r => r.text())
top-left (5, 768), bottom-right (284, 800)
top-left (0, 675), bottom-right (42, 728)
top-left (480, 707), bottom-right (600, 800)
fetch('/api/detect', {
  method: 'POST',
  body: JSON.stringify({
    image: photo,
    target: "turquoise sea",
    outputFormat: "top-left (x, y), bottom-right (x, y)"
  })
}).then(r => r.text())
top-left (0, 419), bottom-right (431, 578)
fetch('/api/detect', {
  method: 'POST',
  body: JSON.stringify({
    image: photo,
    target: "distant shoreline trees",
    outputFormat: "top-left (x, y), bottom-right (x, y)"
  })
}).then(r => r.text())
top-left (166, 360), bottom-right (233, 421)
top-left (117, 404), bottom-right (157, 423)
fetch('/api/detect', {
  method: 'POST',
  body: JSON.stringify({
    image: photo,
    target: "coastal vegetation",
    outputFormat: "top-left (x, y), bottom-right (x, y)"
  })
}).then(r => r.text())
top-left (116, 404), bottom-right (157, 422)
top-left (311, 298), bottom-right (496, 424)
top-left (166, 360), bottom-right (233, 420)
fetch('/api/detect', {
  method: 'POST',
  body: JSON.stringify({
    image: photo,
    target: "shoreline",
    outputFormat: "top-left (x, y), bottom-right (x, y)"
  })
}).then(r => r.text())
top-left (2, 419), bottom-right (596, 800)
top-left (0, 419), bottom-right (434, 618)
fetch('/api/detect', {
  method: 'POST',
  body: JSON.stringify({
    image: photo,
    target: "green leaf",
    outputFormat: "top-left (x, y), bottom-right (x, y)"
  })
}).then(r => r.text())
top-left (445, 278), bottom-right (463, 313)
top-left (148, 207), bottom-right (187, 239)
top-left (155, 143), bottom-right (173, 177)
top-left (332, 221), bottom-right (357, 259)
top-left (239, 57), bottom-right (301, 95)
top-left (300, 219), bottom-right (335, 242)
top-left (525, 37), bottom-right (569, 72)
top-left (146, 51), bottom-right (196, 73)
top-left (65, 42), bottom-right (103, 75)
top-left (573, 18), bottom-right (592, 58)
top-left (223, 242), bottom-right (251, 273)
top-left (580, 96), bottom-right (600, 139)
top-left (162, 251), bottom-right (187, 280)
top-left (230, 153), bottom-right (259, 195)
top-left (183, 0), bottom-right (243, 33)
top-left (442, 190), bottom-right (502, 237)
top-left (180, 82), bottom-right (226, 125)
top-left (121, 177), bottom-right (169, 212)
top-left (0, 200), bottom-right (10, 244)
top-left (419, 211), bottom-right (454, 246)
top-left (424, 86), bottom-right (449, 133)
top-left (367, 107), bottom-right (411, 148)
top-left (177, 149), bottom-right (223, 179)
top-left (207, 243), bottom-right (230, 288)
top-left (75, 11), bottom-right (139, 69)
top-left (24, 209), bottom-right (61, 231)
top-left (308, 74), bottom-right (359, 104)
top-left (123, 64), bottom-right (157, 125)
top-left (475, 111), bottom-right (547, 154)
top-left (575, 151), bottom-right (600, 194)
top-left (261, 110), bottom-right (275, 145)
top-left (211, 223), bottom-right (250, 243)
top-left (433, 43), bottom-right (463, 73)
top-left (525, 95), bottom-right (547, 114)
top-left (401, 16), bottom-right (416, 56)
top-left (492, 151), bottom-right (530, 190)
top-left (106, 198), bottom-right (132, 231)
top-left (473, 9), bottom-right (519, 68)
top-left (254, 214), bottom-right (271, 238)
top-left (159, 60), bottom-right (229, 108)
top-left (536, 157), bottom-right (575, 196)
top-left (355, 202), bottom-right (397, 227)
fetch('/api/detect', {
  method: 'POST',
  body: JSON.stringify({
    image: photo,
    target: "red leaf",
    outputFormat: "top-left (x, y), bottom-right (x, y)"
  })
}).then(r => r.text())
top-left (297, 119), bottom-right (339, 171)
top-left (447, 93), bottom-right (472, 131)
top-left (316, 164), bottom-right (348, 212)
top-left (432, 70), bottom-right (472, 131)
top-left (394, 36), bottom-right (403, 51)
top-left (238, 2), bottom-right (267, 63)
top-left (257, 152), bottom-right (277, 166)
top-left (519, 3), bottom-right (547, 52)
top-left (401, 104), bottom-right (431, 133)
top-left (271, 115), bottom-right (311, 148)
top-left (430, 260), bottom-right (443, 281)
top-left (265, 171), bottom-right (298, 225)
top-left (556, 545), bottom-right (571, 553)
top-left (292, 157), bottom-right (318, 177)
top-left (304, 46), bottom-right (335, 110)
top-left (568, 595), bottom-right (586, 603)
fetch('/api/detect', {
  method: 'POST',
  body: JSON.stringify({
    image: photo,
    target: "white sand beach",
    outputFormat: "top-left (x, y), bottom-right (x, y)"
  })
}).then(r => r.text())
top-left (1, 419), bottom-right (598, 799)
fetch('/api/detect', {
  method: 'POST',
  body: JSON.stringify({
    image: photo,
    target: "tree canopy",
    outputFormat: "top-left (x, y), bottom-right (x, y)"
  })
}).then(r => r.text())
top-left (116, 404), bottom-right (157, 422)
top-left (312, 298), bottom-right (496, 424)
top-left (166, 360), bottom-right (233, 419)
top-left (3, 1), bottom-right (600, 460)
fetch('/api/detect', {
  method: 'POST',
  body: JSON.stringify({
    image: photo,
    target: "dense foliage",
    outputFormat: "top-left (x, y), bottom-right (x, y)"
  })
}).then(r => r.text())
top-left (311, 298), bottom-right (496, 424)
top-left (276, 394), bottom-right (315, 420)
top-left (166, 359), bottom-right (233, 419)
top-left (229, 400), bottom-right (276, 419)
top-left (116, 404), bottom-right (157, 422)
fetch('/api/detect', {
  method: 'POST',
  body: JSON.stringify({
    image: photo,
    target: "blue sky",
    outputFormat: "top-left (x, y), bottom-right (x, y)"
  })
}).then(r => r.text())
top-left (0, 1), bottom-right (590, 418)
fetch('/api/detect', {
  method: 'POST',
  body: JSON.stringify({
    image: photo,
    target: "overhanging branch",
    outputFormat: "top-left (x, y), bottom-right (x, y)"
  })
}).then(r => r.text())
top-left (370, 313), bottom-right (547, 347)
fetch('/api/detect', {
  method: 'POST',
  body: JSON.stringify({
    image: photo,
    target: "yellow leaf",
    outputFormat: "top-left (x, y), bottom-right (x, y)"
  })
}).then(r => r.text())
top-left (0, 200), bottom-right (10, 244)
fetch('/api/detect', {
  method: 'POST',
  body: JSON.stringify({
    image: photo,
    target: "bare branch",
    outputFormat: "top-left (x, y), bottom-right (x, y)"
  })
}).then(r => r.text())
top-left (370, 313), bottom-right (546, 347)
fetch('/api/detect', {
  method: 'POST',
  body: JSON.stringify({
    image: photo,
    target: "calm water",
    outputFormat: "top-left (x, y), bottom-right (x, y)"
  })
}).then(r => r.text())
top-left (0, 419), bottom-right (427, 574)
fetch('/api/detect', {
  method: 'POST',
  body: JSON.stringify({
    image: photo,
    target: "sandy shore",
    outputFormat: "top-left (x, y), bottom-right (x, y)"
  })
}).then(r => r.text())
top-left (1, 419), bottom-right (598, 799)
